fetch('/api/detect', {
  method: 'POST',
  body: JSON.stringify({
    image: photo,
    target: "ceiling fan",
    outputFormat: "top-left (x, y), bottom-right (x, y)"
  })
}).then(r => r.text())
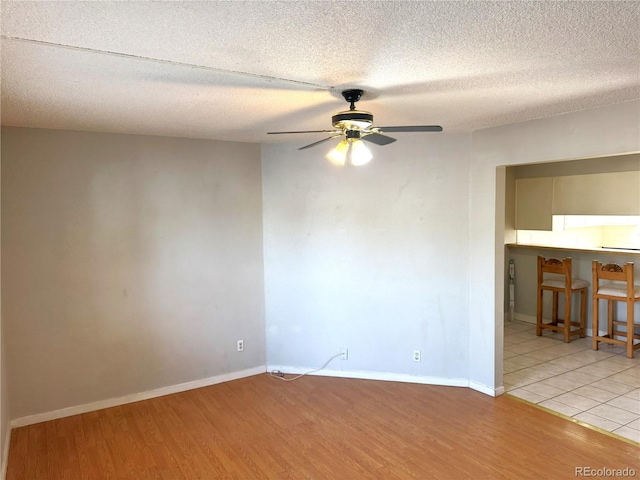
top-left (267, 89), bottom-right (443, 166)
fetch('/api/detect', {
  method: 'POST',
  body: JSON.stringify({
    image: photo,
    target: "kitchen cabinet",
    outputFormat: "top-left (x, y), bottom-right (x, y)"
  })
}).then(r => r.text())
top-left (515, 171), bottom-right (640, 230)
top-left (515, 177), bottom-right (554, 230)
top-left (552, 171), bottom-right (640, 215)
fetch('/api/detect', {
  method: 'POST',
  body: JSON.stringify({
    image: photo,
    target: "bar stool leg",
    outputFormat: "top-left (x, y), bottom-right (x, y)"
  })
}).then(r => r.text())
top-left (552, 292), bottom-right (559, 326)
top-left (579, 289), bottom-right (586, 338)
top-left (608, 300), bottom-right (614, 339)
top-left (564, 290), bottom-right (571, 343)
top-left (627, 300), bottom-right (634, 359)
top-left (592, 297), bottom-right (599, 351)
top-left (536, 287), bottom-right (543, 337)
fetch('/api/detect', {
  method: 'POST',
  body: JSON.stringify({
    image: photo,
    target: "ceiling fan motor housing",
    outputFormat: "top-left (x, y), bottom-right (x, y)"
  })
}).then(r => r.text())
top-left (332, 110), bottom-right (374, 131)
top-left (332, 88), bottom-right (373, 131)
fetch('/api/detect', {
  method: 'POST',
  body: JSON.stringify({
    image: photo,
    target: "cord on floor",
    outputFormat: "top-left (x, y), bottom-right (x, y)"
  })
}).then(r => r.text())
top-left (269, 352), bottom-right (343, 382)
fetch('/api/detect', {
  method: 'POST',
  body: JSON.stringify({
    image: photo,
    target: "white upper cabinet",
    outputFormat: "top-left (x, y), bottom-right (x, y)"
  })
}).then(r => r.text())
top-left (552, 171), bottom-right (640, 215)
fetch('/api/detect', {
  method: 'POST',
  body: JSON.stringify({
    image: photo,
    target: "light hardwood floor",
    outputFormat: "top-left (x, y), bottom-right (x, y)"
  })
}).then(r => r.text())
top-left (7, 374), bottom-right (640, 479)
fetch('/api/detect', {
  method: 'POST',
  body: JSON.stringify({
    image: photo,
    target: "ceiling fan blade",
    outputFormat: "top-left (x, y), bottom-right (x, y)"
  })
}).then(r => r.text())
top-left (268, 130), bottom-right (341, 135)
top-left (377, 126), bottom-right (443, 133)
top-left (298, 134), bottom-right (343, 150)
top-left (362, 133), bottom-right (396, 146)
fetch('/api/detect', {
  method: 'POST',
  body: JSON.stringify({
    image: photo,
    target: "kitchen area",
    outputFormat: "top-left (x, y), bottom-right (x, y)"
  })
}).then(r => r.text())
top-left (503, 152), bottom-right (640, 444)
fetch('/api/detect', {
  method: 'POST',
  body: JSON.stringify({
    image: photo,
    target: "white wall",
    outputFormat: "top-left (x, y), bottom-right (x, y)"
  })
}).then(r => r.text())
top-left (1, 100), bottom-right (637, 437)
top-left (470, 100), bottom-right (640, 390)
top-left (262, 134), bottom-right (471, 382)
top-left (1, 127), bottom-right (266, 419)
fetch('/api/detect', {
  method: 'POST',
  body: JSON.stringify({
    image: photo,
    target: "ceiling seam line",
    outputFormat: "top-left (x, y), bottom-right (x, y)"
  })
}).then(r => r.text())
top-left (0, 35), bottom-right (333, 91)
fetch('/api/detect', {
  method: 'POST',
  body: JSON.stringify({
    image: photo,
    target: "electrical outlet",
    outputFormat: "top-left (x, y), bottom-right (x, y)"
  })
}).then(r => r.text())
top-left (340, 347), bottom-right (348, 360)
top-left (237, 340), bottom-right (244, 352)
top-left (413, 350), bottom-right (421, 362)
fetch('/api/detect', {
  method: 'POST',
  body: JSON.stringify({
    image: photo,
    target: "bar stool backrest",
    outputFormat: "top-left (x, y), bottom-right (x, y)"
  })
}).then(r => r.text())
top-left (592, 262), bottom-right (635, 299)
top-left (538, 257), bottom-right (572, 289)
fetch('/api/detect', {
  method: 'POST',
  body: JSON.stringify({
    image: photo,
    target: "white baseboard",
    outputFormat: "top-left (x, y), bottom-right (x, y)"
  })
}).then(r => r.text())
top-left (10, 364), bottom-right (504, 430)
top-left (510, 312), bottom-right (573, 325)
top-left (11, 366), bottom-right (266, 428)
top-left (469, 380), bottom-right (504, 397)
top-left (1, 423), bottom-right (10, 480)
top-left (512, 312), bottom-right (536, 324)
top-left (268, 365), bottom-right (475, 389)
top-left (269, 366), bottom-right (505, 396)
top-left (509, 313), bottom-right (606, 336)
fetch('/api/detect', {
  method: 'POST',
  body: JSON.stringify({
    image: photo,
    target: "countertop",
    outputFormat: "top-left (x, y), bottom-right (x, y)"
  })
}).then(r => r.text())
top-left (505, 244), bottom-right (640, 256)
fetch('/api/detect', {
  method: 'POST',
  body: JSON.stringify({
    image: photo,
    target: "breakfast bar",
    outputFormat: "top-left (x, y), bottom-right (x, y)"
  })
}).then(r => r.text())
top-left (505, 244), bottom-right (640, 349)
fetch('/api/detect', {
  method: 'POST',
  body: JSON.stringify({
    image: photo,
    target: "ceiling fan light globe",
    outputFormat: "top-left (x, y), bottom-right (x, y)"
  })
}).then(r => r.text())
top-left (326, 140), bottom-right (350, 166)
top-left (348, 140), bottom-right (373, 166)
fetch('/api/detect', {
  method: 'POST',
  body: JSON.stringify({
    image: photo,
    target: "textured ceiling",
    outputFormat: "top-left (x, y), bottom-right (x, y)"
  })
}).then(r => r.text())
top-left (1, 1), bottom-right (639, 144)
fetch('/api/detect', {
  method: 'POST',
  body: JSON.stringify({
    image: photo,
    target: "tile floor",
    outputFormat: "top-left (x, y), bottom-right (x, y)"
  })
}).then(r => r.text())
top-left (504, 320), bottom-right (640, 444)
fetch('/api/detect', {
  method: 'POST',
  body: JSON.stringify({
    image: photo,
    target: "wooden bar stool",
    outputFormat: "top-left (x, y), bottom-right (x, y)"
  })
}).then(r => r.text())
top-left (592, 261), bottom-right (640, 359)
top-left (536, 256), bottom-right (589, 343)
